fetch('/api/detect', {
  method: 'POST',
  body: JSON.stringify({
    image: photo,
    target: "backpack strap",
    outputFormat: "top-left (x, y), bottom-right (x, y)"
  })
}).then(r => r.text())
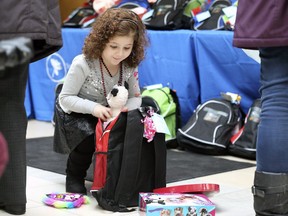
top-left (114, 109), bottom-right (145, 203)
top-left (157, 88), bottom-right (173, 117)
top-left (153, 132), bottom-right (167, 188)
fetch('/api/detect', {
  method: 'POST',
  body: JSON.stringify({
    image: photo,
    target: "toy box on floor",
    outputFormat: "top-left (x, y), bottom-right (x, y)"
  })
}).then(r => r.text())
top-left (139, 193), bottom-right (215, 216)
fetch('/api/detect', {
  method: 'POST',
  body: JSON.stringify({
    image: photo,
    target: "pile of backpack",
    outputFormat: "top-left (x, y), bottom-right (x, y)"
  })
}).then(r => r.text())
top-left (62, 0), bottom-right (239, 31)
top-left (62, 0), bottom-right (152, 28)
top-left (176, 93), bottom-right (261, 160)
top-left (140, 87), bottom-right (261, 160)
top-left (142, 0), bottom-right (238, 30)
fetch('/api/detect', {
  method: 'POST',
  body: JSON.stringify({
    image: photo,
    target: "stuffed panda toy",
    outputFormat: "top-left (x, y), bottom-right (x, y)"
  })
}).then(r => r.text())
top-left (104, 82), bottom-right (129, 127)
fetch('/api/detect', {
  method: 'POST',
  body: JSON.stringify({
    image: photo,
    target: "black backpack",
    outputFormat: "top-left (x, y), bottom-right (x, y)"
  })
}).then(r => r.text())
top-left (177, 97), bottom-right (242, 155)
top-left (229, 99), bottom-right (261, 160)
top-left (91, 108), bottom-right (167, 212)
top-left (142, 0), bottom-right (190, 30)
top-left (193, 0), bottom-right (232, 30)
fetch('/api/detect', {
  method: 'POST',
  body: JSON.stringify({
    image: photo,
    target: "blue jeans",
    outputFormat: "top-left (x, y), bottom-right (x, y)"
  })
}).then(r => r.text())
top-left (257, 46), bottom-right (288, 172)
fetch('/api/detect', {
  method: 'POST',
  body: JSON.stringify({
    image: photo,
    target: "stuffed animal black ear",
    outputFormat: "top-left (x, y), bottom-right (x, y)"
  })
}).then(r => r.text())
top-left (111, 88), bottom-right (119, 97)
top-left (124, 81), bottom-right (129, 90)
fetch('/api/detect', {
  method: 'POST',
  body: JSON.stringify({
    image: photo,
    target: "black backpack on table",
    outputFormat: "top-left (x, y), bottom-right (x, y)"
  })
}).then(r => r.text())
top-left (142, 0), bottom-right (190, 30)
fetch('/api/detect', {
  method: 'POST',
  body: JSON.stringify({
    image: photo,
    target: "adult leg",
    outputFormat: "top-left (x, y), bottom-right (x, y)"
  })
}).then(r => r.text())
top-left (0, 132), bottom-right (8, 177)
top-left (253, 46), bottom-right (288, 215)
top-left (0, 62), bottom-right (29, 215)
top-left (66, 134), bottom-right (95, 195)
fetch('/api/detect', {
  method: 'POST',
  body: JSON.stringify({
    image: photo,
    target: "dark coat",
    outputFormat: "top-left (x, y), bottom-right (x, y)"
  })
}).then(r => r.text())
top-left (233, 0), bottom-right (288, 49)
top-left (0, 0), bottom-right (62, 208)
top-left (0, 0), bottom-right (63, 61)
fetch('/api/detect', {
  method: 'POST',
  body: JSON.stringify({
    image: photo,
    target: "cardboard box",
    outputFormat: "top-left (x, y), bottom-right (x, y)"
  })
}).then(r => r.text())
top-left (139, 193), bottom-right (216, 216)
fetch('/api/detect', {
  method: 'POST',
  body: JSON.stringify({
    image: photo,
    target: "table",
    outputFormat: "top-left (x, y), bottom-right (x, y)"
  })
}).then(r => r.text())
top-left (194, 31), bottom-right (261, 113)
top-left (26, 28), bottom-right (260, 125)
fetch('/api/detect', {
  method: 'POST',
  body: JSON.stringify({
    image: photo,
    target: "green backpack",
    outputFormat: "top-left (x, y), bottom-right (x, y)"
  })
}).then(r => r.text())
top-left (141, 87), bottom-right (181, 148)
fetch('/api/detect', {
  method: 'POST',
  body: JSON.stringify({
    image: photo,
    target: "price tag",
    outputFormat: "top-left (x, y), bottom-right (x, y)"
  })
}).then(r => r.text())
top-left (222, 6), bottom-right (237, 18)
top-left (151, 113), bottom-right (171, 135)
top-left (195, 11), bottom-right (211, 22)
top-left (142, 9), bottom-right (154, 20)
top-left (144, 83), bottom-right (163, 90)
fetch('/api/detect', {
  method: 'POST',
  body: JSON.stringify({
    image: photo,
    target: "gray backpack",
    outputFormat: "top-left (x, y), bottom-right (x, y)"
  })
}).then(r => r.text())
top-left (177, 98), bottom-right (242, 155)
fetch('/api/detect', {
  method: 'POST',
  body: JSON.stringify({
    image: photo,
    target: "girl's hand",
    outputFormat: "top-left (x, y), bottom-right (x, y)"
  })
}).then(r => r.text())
top-left (121, 107), bottom-right (128, 112)
top-left (92, 104), bottom-right (112, 121)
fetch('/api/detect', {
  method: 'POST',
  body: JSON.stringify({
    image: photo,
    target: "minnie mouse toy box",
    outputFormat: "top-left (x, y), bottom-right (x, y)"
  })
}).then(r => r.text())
top-left (139, 193), bottom-right (215, 216)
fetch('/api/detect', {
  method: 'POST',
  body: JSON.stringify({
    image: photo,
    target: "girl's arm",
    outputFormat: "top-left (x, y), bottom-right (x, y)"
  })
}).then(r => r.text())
top-left (59, 55), bottom-right (98, 114)
top-left (125, 68), bottom-right (142, 110)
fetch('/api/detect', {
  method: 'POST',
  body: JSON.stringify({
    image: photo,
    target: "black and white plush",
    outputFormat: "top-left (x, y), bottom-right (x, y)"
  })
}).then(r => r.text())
top-left (106, 83), bottom-right (129, 123)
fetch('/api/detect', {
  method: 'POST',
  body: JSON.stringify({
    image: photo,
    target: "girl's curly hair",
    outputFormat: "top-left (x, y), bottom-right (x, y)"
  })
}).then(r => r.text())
top-left (83, 8), bottom-right (149, 68)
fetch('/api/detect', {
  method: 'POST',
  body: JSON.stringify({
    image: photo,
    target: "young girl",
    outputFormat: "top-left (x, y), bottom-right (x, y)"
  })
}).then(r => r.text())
top-left (54, 8), bottom-right (148, 194)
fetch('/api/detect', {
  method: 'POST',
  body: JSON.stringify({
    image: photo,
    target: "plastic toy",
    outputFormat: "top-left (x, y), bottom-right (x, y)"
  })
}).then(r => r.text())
top-left (42, 193), bottom-right (90, 208)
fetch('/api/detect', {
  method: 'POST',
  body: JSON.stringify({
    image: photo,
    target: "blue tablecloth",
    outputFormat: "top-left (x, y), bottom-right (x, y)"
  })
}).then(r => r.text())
top-left (27, 28), bottom-right (89, 120)
top-left (138, 30), bottom-right (200, 125)
top-left (26, 28), bottom-right (260, 125)
top-left (194, 31), bottom-right (261, 113)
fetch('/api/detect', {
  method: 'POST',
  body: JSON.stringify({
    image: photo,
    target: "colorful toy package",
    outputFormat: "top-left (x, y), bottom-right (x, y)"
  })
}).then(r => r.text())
top-left (42, 193), bottom-right (90, 208)
top-left (139, 193), bottom-right (216, 216)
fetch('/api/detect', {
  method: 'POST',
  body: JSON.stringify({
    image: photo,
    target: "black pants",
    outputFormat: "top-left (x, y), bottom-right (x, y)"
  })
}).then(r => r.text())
top-left (0, 62), bottom-right (29, 206)
top-left (66, 134), bottom-right (95, 178)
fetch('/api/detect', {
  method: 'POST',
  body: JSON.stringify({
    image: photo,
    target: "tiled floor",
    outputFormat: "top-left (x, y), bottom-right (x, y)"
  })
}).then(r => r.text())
top-left (1, 120), bottom-right (256, 215)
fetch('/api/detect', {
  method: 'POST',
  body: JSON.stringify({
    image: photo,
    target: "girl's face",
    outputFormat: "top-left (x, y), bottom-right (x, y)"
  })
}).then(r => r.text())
top-left (101, 34), bottom-right (134, 67)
